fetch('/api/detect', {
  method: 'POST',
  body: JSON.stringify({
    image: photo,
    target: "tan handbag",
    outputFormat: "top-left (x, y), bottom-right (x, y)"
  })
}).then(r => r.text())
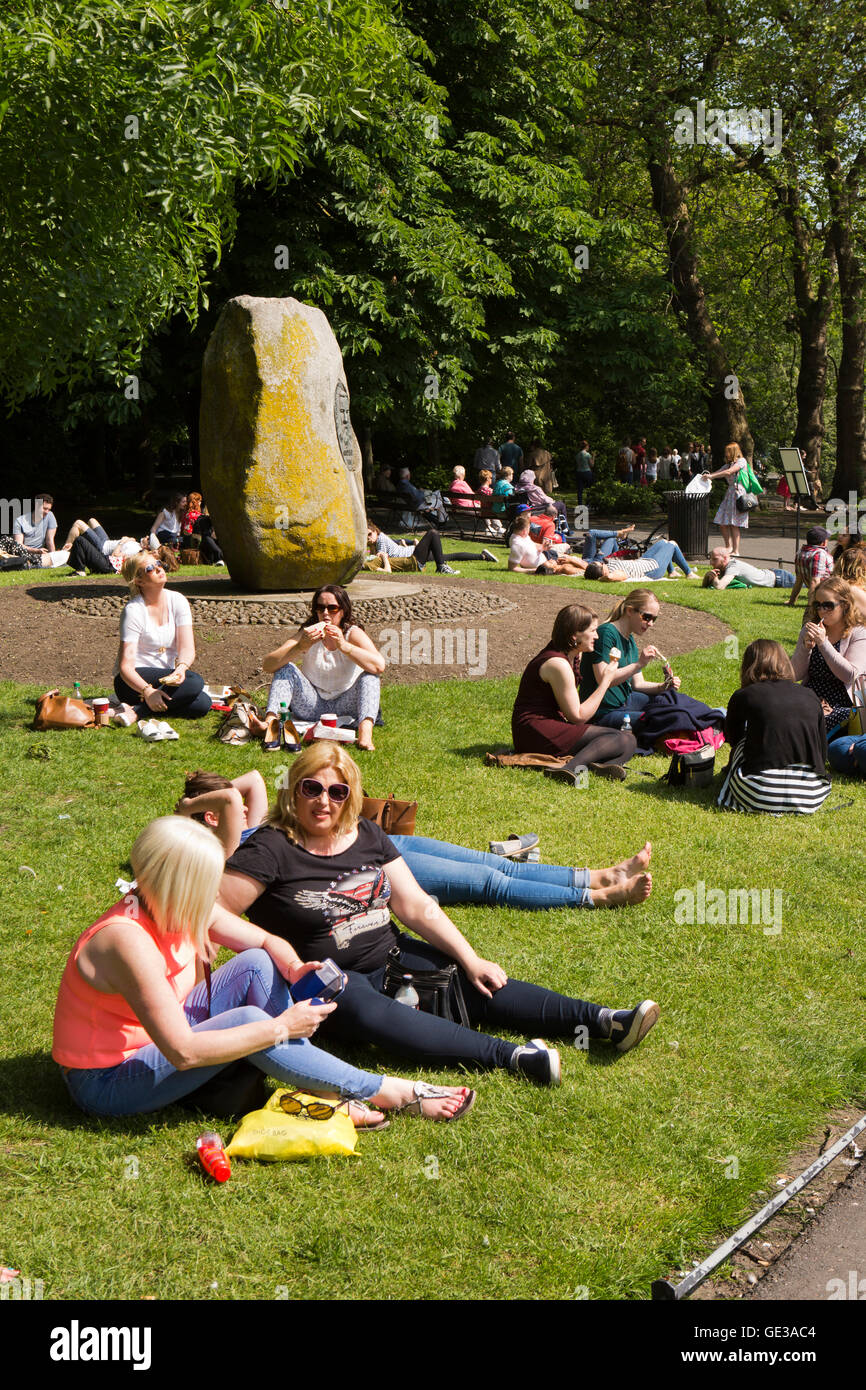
top-left (34, 690), bottom-right (95, 730)
top-left (361, 792), bottom-right (417, 835)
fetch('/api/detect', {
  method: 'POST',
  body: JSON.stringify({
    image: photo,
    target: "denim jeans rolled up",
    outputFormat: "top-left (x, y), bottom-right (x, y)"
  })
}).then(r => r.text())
top-left (641, 540), bottom-right (693, 578)
top-left (62, 949), bottom-right (384, 1117)
top-left (390, 835), bottom-right (593, 908)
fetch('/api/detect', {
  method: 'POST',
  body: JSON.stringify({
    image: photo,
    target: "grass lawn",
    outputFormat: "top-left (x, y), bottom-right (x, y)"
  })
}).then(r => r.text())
top-left (2, 567), bottom-right (865, 1302)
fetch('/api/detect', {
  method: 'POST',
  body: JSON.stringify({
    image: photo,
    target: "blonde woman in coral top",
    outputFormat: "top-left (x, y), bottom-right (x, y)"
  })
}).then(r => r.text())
top-left (52, 816), bottom-right (474, 1124)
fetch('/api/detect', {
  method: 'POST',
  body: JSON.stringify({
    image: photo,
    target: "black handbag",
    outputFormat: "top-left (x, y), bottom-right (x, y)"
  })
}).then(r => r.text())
top-left (383, 947), bottom-right (470, 1026)
top-left (664, 746), bottom-right (717, 788)
top-left (735, 491), bottom-right (759, 513)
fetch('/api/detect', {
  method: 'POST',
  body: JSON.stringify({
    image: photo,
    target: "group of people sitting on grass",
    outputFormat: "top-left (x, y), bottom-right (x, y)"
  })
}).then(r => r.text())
top-left (512, 579), bottom-right (866, 808)
top-left (46, 488), bottom-right (866, 1140)
top-left (0, 491), bottom-right (224, 573)
top-left (52, 740), bottom-right (660, 1129)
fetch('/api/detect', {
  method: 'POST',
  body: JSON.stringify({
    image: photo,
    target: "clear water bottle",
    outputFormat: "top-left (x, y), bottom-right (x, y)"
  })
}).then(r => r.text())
top-left (621, 713), bottom-right (632, 735)
top-left (279, 701), bottom-right (288, 728)
top-left (73, 681), bottom-right (82, 699)
top-left (394, 975), bottom-right (420, 1009)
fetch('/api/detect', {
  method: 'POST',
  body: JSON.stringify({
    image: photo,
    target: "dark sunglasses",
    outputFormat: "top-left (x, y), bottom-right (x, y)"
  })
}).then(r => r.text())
top-left (639, 612), bottom-right (657, 623)
top-left (141, 562), bottom-right (164, 575)
top-left (815, 600), bottom-right (838, 612)
top-left (299, 778), bottom-right (351, 803)
top-left (315, 603), bottom-right (342, 614)
top-left (279, 1092), bottom-right (337, 1120)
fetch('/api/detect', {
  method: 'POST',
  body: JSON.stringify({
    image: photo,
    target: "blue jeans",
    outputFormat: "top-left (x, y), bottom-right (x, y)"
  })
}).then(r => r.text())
top-left (581, 530), bottom-right (621, 561)
top-left (828, 733), bottom-right (866, 775)
top-left (62, 950), bottom-right (383, 1117)
top-left (390, 835), bottom-right (593, 909)
top-left (595, 691), bottom-right (651, 730)
top-left (642, 540), bottom-right (693, 578)
top-left (773, 569), bottom-right (795, 588)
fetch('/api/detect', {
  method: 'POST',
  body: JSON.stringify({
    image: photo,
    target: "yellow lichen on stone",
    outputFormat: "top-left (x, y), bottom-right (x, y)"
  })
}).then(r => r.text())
top-left (200, 296), bottom-right (367, 591)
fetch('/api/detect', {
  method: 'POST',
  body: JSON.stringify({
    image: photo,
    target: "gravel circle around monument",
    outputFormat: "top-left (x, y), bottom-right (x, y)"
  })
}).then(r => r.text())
top-left (58, 587), bottom-right (518, 626)
top-left (3, 574), bottom-right (729, 689)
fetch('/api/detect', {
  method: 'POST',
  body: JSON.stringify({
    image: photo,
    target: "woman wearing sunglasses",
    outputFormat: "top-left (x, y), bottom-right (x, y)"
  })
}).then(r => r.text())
top-left (718, 639), bottom-right (830, 813)
top-left (218, 742), bottom-right (660, 1085)
top-left (176, 769), bottom-right (653, 910)
top-left (53, 816), bottom-right (472, 1123)
top-left (511, 603), bottom-right (641, 781)
top-left (791, 577), bottom-right (866, 742)
top-left (112, 551), bottom-right (211, 721)
top-left (258, 585), bottom-right (384, 752)
top-left (575, 590), bottom-right (678, 732)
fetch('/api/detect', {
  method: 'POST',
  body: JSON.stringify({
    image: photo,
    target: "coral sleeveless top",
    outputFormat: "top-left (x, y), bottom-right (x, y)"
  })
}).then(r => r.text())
top-left (53, 902), bottom-right (197, 1069)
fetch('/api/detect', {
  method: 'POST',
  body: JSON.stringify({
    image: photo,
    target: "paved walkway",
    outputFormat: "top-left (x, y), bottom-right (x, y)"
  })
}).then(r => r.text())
top-left (751, 1158), bottom-right (866, 1301)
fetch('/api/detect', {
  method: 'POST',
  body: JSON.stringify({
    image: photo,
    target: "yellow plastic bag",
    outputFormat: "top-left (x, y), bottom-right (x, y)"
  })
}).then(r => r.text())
top-left (225, 1089), bottom-right (358, 1162)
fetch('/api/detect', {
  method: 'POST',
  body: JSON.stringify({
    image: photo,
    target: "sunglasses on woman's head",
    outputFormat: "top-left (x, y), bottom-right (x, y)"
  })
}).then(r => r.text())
top-left (815, 601), bottom-right (838, 612)
top-left (299, 778), bottom-right (350, 803)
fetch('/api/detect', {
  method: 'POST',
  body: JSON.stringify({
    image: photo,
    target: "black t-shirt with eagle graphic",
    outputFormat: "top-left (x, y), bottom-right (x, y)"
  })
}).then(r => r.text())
top-left (224, 820), bottom-right (402, 973)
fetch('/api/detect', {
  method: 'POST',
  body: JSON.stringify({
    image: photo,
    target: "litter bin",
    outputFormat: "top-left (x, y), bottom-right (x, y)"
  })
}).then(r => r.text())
top-left (664, 489), bottom-right (709, 560)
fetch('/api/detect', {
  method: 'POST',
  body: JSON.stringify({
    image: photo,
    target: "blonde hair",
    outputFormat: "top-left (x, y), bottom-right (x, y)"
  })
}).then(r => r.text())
top-left (266, 742), bottom-right (364, 843)
top-left (453, 465), bottom-right (466, 480)
top-left (129, 816), bottom-right (224, 952)
top-left (608, 588), bottom-right (656, 623)
top-left (122, 549), bottom-right (177, 593)
top-left (724, 442), bottom-right (741, 465)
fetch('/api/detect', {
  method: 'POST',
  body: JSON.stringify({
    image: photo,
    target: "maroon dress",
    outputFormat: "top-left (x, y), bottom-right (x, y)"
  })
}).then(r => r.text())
top-left (512, 645), bottom-right (589, 754)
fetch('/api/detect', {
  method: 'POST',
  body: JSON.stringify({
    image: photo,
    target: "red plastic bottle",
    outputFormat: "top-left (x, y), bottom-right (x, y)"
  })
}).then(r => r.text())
top-left (196, 1131), bottom-right (231, 1183)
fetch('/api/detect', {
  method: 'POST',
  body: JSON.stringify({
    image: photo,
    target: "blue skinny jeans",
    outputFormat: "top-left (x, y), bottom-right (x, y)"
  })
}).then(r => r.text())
top-left (641, 540), bottom-right (694, 578)
top-left (390, 835), bottom-right (593, 909)
top-left (581, 530), bottom-right (623, 561)
top-left (62, 949), bottom-right (383, 1117)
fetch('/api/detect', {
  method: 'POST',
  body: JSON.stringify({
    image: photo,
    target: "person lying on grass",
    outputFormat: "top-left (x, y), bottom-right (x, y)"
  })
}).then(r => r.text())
top-left (701, 546), bottom-right (795, 591)
top-left (583, 539), bottom-right (698, 582)
top-left (508, 513), bottom-right (586, 576)
top-left (53, 815), bottom-right (474, 1126)
top-left (176, 768), bottom-right (653, 910)
top-left (215, 742), bottom-right (660, 1089)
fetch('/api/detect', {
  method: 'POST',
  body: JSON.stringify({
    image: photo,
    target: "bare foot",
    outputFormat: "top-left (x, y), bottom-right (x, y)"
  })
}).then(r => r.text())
top-left (593, 842), bottom-right (652, 888)
top-left (356, 739), bottom-right (375, 752)
top-left (592, 872), bottom-right (652, 909)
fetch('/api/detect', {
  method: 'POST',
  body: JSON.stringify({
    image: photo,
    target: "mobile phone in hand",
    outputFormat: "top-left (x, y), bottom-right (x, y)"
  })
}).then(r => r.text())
top-left (292, 959), bottom-right (347, 1003)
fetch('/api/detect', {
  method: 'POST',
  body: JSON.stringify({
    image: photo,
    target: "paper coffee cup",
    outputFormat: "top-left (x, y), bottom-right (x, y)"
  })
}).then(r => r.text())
top-left (320, 714), bottom-right (338, 729)
top-left (92, 697), bottom-right (110, 727)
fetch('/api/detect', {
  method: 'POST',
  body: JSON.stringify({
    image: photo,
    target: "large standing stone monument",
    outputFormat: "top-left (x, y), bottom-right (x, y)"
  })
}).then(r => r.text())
top-left (200, 296), bottom-right (367, 591)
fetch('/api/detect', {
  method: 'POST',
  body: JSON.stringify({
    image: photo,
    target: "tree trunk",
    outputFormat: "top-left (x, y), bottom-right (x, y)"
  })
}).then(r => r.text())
top-left (823, 147), bottom-right (866, 497)
top-left (361, 425), bottom-right (374, 493)
top-left (647, 155), bottom-right (754, 464)
top-left (426, 427), bottom-right (440, 471)
top-left (832, 235), bottom-right (866, 497)
top-left (787, 225), bottom-right (834, 504)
